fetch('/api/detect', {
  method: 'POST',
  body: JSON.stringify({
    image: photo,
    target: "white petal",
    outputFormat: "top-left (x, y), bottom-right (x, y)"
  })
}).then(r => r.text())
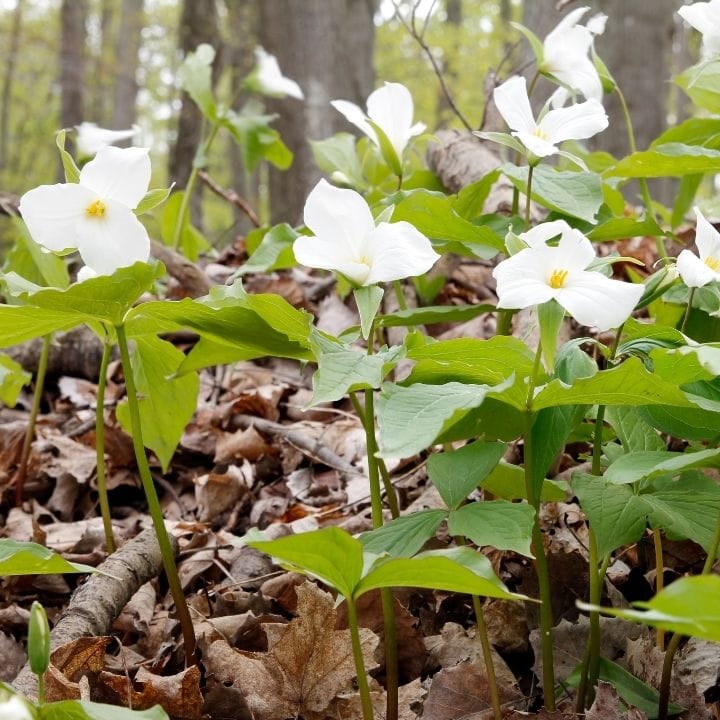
top-left (303, 179), bottom-right (375, 259)
top-left (551, 52), bottom-right (603, 101)
top-left (557, 228), bottom-right (596, 269)
top-left (557, 272), bottom-right (643, 330)
top-left (587, 13), bottom-right (607, 35)
top-left (692, 207), bottom-right (720, 261)
top-left (76, 265), bottom-right (98, 282)
top-left (363, 221), bottom-right (439, 285)
top-left (74, 199), bottom-right (150, 275)
top-left (19, 183), bottom-right (95, 252)
top-left (331, 99), bottom-right (378, 146)
top-left (678, 2), bottom-right (717, 36)
top-left (677, 249), bottom-right (719, 288)
top-left (539, 99), bottom-right (608, 144)
top-left (549, 87), bottom-right (570, 109)
top-left (493, 249), bottom-right (556, 309)
top-left (366, 82), bottom-right (418, 157)
top-left (519, 220), bottom-right (572, 249)
top-left (513, 131), bottom-right (558, 157)
top-left (79, 146), bottom-right (151, 209)
top-left (75, 122), bottom-right (140, 157)
top-left (544, 6), bottom-right (590, 44)
top-left (293, 234), bottom-right (364, 273)
top-left (493, 76), bottom-right (537, 134)
top-left (253, 47), bottom-right (304, 99)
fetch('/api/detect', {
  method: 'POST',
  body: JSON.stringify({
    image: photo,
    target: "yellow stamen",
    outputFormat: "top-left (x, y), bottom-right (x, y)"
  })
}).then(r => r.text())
top-left (706, 256), bottom-right (720, 271)
top-left (533, 127), bottom-right (549, 141)
top-left (85, 199), bottom-right (106, 218)
top-left (549, 269), bottom-right (569, 289)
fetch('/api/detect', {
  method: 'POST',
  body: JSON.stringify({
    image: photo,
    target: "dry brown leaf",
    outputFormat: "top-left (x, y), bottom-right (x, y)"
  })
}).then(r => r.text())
top-left (45, 636), bottom-right (111, 701)
top-left (0, 631), bottom-right (28, 682)
top-left (586, 681), bottom-right (647, 720)
top-left (194, 466), bottom-right (249, 521)
top-left (204, 582), bottom-right (379, 720)
top-left (35, 432), bottom-right (97, 484)
top-left (113, 581), bottom-right (157, 636)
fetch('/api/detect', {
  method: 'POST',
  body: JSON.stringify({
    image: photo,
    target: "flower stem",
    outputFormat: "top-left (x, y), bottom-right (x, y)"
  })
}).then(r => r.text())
top-left (681, 287), bottom-right (696, 334)
top-left (15, 333), bottom-right (52, 507)
top-left (653, 527), bottom-right (665, 650)
top-left (378, 459), bottom-right (400, 519)
top-left (524, 165), bottom-right (534, 231)
top-left (392, 279), bottom-right (408, 311)
top-left (496, 309), bottom-right (513, 336)
top-left (472, 594), bottom-right (502, 720)
top-left (115, 324), bottom-right (196, 665)
top-left (347, 596), bottom-right (374, 720)
top-left (95, 336), bottom-right (116, 554)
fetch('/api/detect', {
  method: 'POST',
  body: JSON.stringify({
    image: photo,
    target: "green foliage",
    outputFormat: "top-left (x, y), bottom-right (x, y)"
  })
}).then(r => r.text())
top-left (0, 354), bottom-right (30, 406)
top-left (0, 540), bottom-right (97, 576)
top-left (38, 701), bottom-right (169, 720)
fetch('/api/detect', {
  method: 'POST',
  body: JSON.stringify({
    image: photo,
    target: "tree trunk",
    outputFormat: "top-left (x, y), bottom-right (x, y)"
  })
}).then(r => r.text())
top-left (437, 0), bottom-right (462, 124)
top-left (59, 0), bottom-right (88, 159)
top-left (0, 0), bottom-right (23, 176)
top-left (257, 0), bottom-right (377, 225)
top-left (111, 0), bottom-right (144, 130)
top-left (89, 0), bottom-right (115, 126)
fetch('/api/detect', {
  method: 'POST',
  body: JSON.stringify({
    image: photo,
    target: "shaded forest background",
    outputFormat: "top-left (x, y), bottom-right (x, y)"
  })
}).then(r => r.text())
top-left (0, 0), bottom-right (704, 246)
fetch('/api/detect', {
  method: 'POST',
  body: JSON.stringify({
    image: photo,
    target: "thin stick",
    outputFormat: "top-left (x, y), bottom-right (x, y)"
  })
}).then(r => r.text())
top-left (198, 169), bottom-right (261, 227)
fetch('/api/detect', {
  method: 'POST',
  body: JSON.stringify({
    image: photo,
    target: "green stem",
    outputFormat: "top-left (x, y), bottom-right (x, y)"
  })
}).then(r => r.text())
top-left (37, 674), bottom-right (45, 705)
top-left (15, 333), bottom-right (52, 507)
top-left (495, 309), bottom-right (513, 336)
top-left (378, 459), bottom-right (400, 519)
top-left (585, 528), bottom-right (602, 705)
top-left (363, 389), bottom-right (384, 529)
top-left (472, 595), bottom-right (502, 720)
top-left (392, 279), bottom-right (408, 311)
top-left (653, 527), bottom-right (665, 650)
top-left (347, 597), bottom-right (375, 720)
top-left (95, 336), bottom-right (116, 554)
top-left (681, 287), bottom-right (696, 334)
top-left (116, 324), bottom-right (196, 665)
top-left (524, 164), bottom-right (534, 231)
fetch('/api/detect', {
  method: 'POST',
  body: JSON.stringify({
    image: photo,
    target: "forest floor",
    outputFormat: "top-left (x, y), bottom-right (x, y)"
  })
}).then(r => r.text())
top-left (0, 231), bottom-right (718, 720)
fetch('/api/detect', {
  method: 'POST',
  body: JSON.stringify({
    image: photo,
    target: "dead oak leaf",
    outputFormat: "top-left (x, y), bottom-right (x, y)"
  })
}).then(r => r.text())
top-left (205, 582), bottom-right (379, 720)
top-left (46, 636), bottom-right (111, 701)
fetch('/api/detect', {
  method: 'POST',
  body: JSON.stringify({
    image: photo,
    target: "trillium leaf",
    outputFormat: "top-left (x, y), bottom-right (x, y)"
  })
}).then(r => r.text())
top-left (0, 539), bottom-right (97, 575)
top-left (235, 223), bottom-right (299, 275)
top-left (160, 191), bottom-right (210, 261)
top-left (579, 574), bottom-right (720, 643)
top-left (135, 187), bottom-right (172, 216)
top-left (587, 216), bottom-right (664, 242)
top-left (537, 299), bottom-right (565, 369)
top-left (56, 129), bottom-right (81, 183)
top-left (502, 164), bottom-right (603, 224)
top-left (639, 404), bottom-right (720, 441)
top-left (39, 700), bottom-right (169, 720)
top-left (354, 285), bottom-right (384, 340)
top-left (0, 355), bottom-right (31, 407)
top-left (248, 527), bottom-right (364, 599)
top-left (375, 303), bottom-right (496, 328)
top-left (676, 58), bottom-right (720, 115)
top-left (474, 131), bottom-right (527, 156)
top-left (482, 461), bottom-right (568, 502)
top-left (452, 170), bottom-right (501, 220)
top-left (447, 501), bottom-right (536, 557)
top-left (605, 448), bottom-right (720, 485)
top-left (116, 336), bottom-right (199, 472)
top-left (178, 43), bottom-right (217, 120)
top-left (0, 305), bottom-right (81, 347)
top-left (360, 510), bottom-right (447, 558)
top-left (605, 406), bottom-right (665, 453)
top-left (651, 345), bottom-right (720, 385)
top-left (606, 143), bottom-right (720, 178)
top-left (651, 117), bottom-right (720, 149)
top-left (310, 133), bottom-right (367, 190)
top-left (366, 118), bottom-right (403, 176)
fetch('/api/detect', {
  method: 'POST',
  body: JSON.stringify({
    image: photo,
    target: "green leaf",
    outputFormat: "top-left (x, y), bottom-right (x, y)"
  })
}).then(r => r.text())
top-left (482, 461), bottom-right (568, 502)
top-left (474, 131), bottom-right (526, 155)
top-left (573, 475), bottom-right (648, 556)
top-left (375, 304), bottom-right (496, 329)
top-left (377, 379), bottom-right (512, 458)
top-left (652, 118), bottom-right (720, 150)
top-left (676, 58), bottom-right (720, 114)
top-left (639, 404), bottom-right (720, 441)
top-left (55, 129), bottom-right (80, 183)
top-left (235, 224), bottom-right (298, 275)
top-left (452, 170), bottom-right (501, 220)
top-left (116, 337), bottom-right (199, 472)
top-left (354, 285), bottom-right (384, 340)
top-left (248, 527), bottom-right (364, 598)
top-left (672, 174), bottom-right (703, 229)
top-left (605, 448), bottom-right (720, 485)
top-left (512, 21), bottom-right (543, 63)
top-left (427, 441), bottom-right (506, 510)
top-left (39, 700), bottom-right (169, 720)
top-left (366, 118), bottom-right (402, 176)
top-left (0, 539), bottom-right (96, 575)
top-left (606, 143), bottom-right (720, 178)
top-left (447, 501), bottom-right (535, 556)
top-left (538, 299), bottom-right (565, 369)
top-left (651, 344), bottom-right (720, 385)
top-left (160, 192), bottom-right (209, 261)
top-left (0, 305), bottom-right (80, 348)
top-left (391, 190), bottom-right (504, 259)
top-left (360, 510), bottom-right (447, 558)
top-left (357, 546), bottom-right (526, 601)
top-left (0, 355), bottom-right (30, 407)
top-left (580, 575), bottom-right (720, 643)
top-left (310, 133), bottom-right (366, 189)
top-left (605, 406), bottom-right (665, 453)
top-left (502, 164), bottom-right (603, 224)
top-left (587, 216), bottom-right (664, 242)
top-left (177, 43), bottom-right (216, 120)
top-left (135, 187), bottom-right (172, 216)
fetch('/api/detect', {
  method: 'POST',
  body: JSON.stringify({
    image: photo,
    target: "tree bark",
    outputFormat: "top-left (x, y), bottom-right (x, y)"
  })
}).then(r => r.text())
top-left (0, 0), bottom-right (23, 176)
top-left (89, 0), bottom-right (115, 126)
top-left (59, 0), bottom-right (88, 133)
top-left (257, 0), bottom-right (377, 225)
top-left (111, 0), bottom-right (144, 130)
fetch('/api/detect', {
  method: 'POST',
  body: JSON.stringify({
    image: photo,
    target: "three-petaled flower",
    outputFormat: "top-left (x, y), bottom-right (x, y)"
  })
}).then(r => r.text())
top-left (493, 75), bottom-right (608, 160)
top-left (677, 208), bottom-right (720, 288)
top-left (293, 179), bottom-right (439, 287)
top-left (541, 7), bottom-right (607, 103)
top-left (331, 82), bottom-right (425, 166)
top-left (75, 122), bottom-right (140, 158)
top-left (678, 1), bottom-right (720, 59)
top-left (493, 220), bottom-right (643, 331)
top-left (19, 146), bottom-right (151, 277)
top-left (248, 47), bottom-right (304, 100)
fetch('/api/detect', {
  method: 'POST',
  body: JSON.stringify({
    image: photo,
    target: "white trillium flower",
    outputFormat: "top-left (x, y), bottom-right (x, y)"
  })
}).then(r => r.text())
top-left (542, 7), bottom-right (607, 102)
top-left (293, 179), bottom-right (439, 287)
top-left (678, 0), bottom-right (720, 59)
top-left (251, 47), bottom-right (304, 100)
top-left (331, 82), bottom-right (426, 160)
top-left (493, 76), bottom-right (608, 159)
top-left (19, 146), bottom-right (151, 277)
top-left (676, 208), bottom-right (720, 288)
top-left (518, 219), bottom-right (577, 249)
top-left (75, 122), bottom-right (140, 158)
top-left (0, 695), bottom-right (35, 720)
top-left (493, 224), bottom-right (643, 331)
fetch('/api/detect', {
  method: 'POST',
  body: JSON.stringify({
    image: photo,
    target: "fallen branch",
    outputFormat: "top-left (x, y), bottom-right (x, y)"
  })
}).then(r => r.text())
top-left (198, 170), bottom-right (261, 228)
top-left (12, 527), bottom-right (179, 700)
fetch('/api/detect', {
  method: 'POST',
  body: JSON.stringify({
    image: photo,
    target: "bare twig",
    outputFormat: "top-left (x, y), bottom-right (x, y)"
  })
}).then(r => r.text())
top-left (198, 170), bottom-right (261, 228)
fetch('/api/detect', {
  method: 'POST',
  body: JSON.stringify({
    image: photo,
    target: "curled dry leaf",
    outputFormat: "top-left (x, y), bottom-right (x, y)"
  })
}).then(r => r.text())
top-left (45, 636), bottom-right (111, 701)
top-left (585, 681), bottom-right (647, 720)
top-left (204, 581), bottom-right (379, 720)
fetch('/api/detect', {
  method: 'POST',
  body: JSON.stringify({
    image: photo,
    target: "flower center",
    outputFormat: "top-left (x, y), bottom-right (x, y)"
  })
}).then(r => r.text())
top-left (706, 256), bottom-right (720, 272)
top-left (533, 127), bottom-right (549, 141)
top-left (85, 199), bottom-right (107, 219)
top-left (549, 269), bottom-right (569, 289)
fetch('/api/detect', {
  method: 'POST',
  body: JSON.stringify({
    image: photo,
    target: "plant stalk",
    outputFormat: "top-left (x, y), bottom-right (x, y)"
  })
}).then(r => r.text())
top-left (378, 459), bottom-right (400, 519)
top-left (95, 336), bottom-right (116, 553)
top-left (15, 333), bottom-right (52, 506)
top-left (347, 596), bottom-right (375, 720)
top-left (653, 527), bottom-right (665, 650)
top-left (681, 287), bottom-right (696, 334)
top-left (525, 164), bottom-right (534, 231)
top-left (116, 324), bottom-right (196, 665)
top-left (472, 594), bottom-right (502, 720)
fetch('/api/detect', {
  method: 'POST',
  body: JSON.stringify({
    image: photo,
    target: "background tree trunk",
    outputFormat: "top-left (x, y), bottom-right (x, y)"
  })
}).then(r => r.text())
top-left (258, 0), bottom-right (377, 225)
top-left (0, 0), bottom-right (23, 177)
top-left (111, 0), bottom-right (144, 130)
top-left (89, 0), bottom-right (115, 126)
top-left (59, 0), bottom-right (88, 160)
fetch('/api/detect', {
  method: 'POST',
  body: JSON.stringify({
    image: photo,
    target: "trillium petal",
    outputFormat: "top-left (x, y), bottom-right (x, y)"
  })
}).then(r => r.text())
top-left (79, 146), bottom-right (151, 209)
top-left (303, 179), bottom-right (375, 258)
top-left (550, 53), bottom-right (603, 102)
top-left (692, 207), bottom-right (720, 261)
top-left (557, 226), bottom-right (596, 270)
top-left (545, 6), bottom-right (590, 42)
top-left (331, 99), bottom-right (377, 146)
top-left (513, 131), bottom-right (558, 157)
top-left (493, 249), bottom-right (557, 309)
top-left (366, 82), bottom-right (417, 157)
top-left (75, 122), bottom-right (140, 157)
top-left (364, 221), bottom-right (439, 285)
top-left (539, 99), bottom-right (608, 145)
top-left (74, 199), bottom-right (150, 275)
top-left (19, 182), bottom-right (96, 252)
top-left (587, 13), bottom-right (607, 35)
top-left (678, 2), bottom-right (719, 37)
top-left (677, 249), bottom-right (719, 288)
top-left (557, 271), bottom-right (643, 331)
top-left (519, 220), bottom-right (572, 248)
top-left (254, 47), bottom-right (304, 99)
top-left (293, 234), bottom-right (363, 273)
top-left (493, 76), bottom-right (537, 134)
